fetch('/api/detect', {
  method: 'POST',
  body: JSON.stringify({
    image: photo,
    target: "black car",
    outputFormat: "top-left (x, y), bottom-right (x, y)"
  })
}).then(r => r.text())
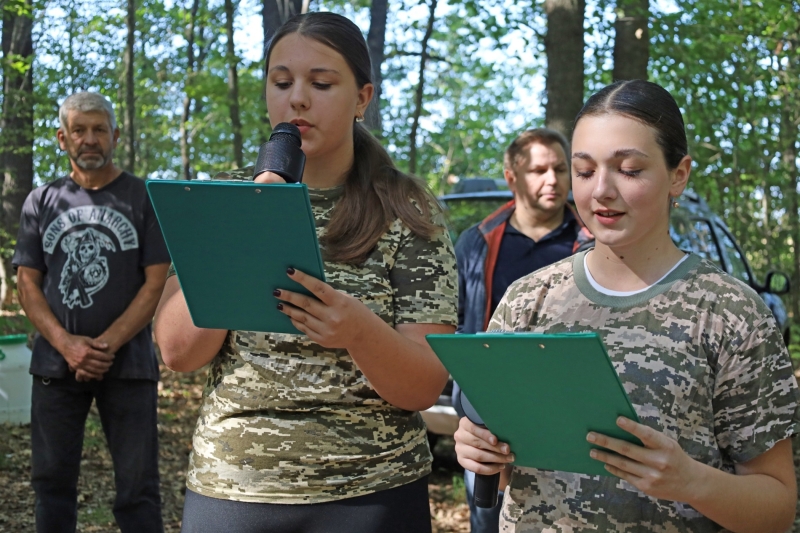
top-left (420, 185), bottom-right (791, 439)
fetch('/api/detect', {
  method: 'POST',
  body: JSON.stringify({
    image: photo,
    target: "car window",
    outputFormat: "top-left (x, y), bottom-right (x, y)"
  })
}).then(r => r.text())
top-left (714, 224), bottom-right (750, 284)
top-left (442, 198), bottom-right (509, 242)
top-left (669, 216), bottom-right (724, 270)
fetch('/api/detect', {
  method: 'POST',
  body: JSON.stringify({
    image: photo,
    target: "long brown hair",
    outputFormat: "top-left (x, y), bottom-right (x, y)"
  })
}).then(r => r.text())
top-left (266, 12), bottom-right (441, 265)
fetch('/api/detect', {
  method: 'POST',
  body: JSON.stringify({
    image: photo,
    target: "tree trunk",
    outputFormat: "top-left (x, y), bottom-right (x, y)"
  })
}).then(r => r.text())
top-left (123, 0), bottom-right (136, 172)
top-left (612, 0), bottom-right (649, 81)
top-left (784, 110), bottom-right (799, 333)
top-left (408, 0), bottom-right (437, 175)
top-left (1, 1), bottom-right (35, 307)
top-left (180, 0), bottom-right (201, 180)
top-left (544, 0), bottom-right (585, 139)
top-left (68, 0), bottom-right (77, 91)
top-left (225, 0), bottom-right (243, 167)
top-left (262, 0), bottom-right (308, 45)
top-left (364, 0), bottom-right (388, 133)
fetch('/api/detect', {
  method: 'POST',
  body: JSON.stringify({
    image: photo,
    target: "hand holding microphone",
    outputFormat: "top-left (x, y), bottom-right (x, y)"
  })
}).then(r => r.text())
top-left (454, 390), bottom-right (504, 508)
top-left (253, 122), bottom-right (306, 184)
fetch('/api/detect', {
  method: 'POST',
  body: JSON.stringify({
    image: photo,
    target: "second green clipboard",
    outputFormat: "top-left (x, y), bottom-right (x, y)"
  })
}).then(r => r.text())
top-left (426, 332), bottom-right (642, 477)
top-left (147, 180), bottom-right (326, 334)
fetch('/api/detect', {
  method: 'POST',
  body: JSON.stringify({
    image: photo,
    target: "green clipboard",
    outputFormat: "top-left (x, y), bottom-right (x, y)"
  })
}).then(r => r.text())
top-left (426, 332), bottom-right (642, 476)
top-left (146, 180), bottom-right (326, 334)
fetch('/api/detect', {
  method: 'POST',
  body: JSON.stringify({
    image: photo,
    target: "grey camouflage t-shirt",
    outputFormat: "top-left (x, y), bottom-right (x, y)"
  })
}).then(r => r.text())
top-left (489, 250), bottom-right (799, 532)
top-left (184, 182), bottom-right (458, 503)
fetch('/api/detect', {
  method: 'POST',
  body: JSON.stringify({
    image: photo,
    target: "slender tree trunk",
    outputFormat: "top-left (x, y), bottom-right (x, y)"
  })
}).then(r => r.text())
top-left (408, 0), bottom-right (437, 175)
top-left (544, 0), bottom-right (585, 139)
top-left (181, 0), bottom-right (200, 180)
top-left (437, 120), bottom-right (458, 196)
top-left (68, 0), bottom-right (77, 91)
top-left (1, 0), bottom-right (34, 307)
top-left (123, 0), bottom-right (136, 172)
top-left (262, 0), bottom-right (307, 43)
top-left (224, 0), bottom-right (243, 167)
top-left (365, 0), bottom-right (388, 133)
top-left (779, 37), bottom-right (800, 333)
top-left (784, 113), bottom-right (799, 331)
top-left (612, 0), bottom-right (649, 81)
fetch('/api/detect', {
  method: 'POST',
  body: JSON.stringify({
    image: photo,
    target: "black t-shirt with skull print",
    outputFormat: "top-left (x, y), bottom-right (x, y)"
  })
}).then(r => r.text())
top-left (13, 172), bottom-right (170, 380)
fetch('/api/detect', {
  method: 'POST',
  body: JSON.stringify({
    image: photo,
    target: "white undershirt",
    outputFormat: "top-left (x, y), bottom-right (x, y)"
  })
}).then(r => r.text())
top-left (584, 253), bottom-right (690, 296)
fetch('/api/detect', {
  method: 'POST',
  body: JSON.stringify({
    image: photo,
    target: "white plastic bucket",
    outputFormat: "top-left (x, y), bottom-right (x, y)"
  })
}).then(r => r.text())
top-left (0, 334), bottom-right (32, 425)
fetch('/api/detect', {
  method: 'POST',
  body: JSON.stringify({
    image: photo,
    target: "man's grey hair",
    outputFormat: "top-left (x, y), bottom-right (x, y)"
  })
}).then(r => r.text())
top-left (58, 92), bottom-right (117, 131)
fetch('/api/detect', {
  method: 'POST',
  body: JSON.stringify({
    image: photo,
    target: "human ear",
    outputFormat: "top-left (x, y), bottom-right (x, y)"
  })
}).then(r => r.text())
top-left (113, 128), bottom-right (120, 148)
top-left (669, 154), bottom-right (692, 198)
top-left (503, 166), bottom-right (517, 191)
top-left (355, 83), bottom-right (374, 120)
top-left (56, 129), bottom-right (67, 151)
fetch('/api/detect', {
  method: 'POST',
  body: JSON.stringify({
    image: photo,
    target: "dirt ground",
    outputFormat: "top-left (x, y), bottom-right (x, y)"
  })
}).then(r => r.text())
top-left (1, 365), bottom-right (799, 532)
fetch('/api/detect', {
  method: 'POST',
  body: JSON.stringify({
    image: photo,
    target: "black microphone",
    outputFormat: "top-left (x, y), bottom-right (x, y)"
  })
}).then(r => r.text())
top-left (252, 122), bottom-right (306, 183)
top-left (454, 390), bottom-right (500, 508)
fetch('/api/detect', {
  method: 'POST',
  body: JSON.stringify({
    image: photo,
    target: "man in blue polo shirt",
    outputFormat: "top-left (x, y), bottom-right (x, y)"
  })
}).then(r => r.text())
top-left (453, 128), bottom-right (592, 532)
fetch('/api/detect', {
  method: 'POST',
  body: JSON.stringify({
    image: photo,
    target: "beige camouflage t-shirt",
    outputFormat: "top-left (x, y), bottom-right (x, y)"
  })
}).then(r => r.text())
top-left (180, 175), bottom-right (458, 503)
top-left (489, 250), bottom-right (799, 532)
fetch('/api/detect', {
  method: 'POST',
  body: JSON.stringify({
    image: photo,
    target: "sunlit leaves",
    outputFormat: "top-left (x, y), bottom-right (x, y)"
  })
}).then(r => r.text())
top-left (651, 0), bottom-right (800, 288)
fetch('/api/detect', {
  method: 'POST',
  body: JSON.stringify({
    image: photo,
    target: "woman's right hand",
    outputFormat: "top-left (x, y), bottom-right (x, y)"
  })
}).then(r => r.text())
top-left (454, 416), bottom-right (515, 475)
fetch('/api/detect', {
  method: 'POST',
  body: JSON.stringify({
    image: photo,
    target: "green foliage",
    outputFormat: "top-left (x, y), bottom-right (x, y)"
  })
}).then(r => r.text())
top-left (451, 472), bottom-right (466, 503)
top-left (651, 0), bottom-right (800, 321)
top-left (443, 197), bottom-right (508, 242)
top-left (789, 324), bottom-right (800, 368)
top-left (322, 0), bottom-right (542, 191)
top-left (30, 0), bottom-right (269, 182)
top-left (0, 309), bottom-right (34, 336)
top-left (6, 0), bottom-right (800, 330)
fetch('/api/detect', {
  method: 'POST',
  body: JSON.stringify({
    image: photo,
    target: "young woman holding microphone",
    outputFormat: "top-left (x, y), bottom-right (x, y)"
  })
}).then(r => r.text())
top-left (155, 12), bottom-right (457, 533)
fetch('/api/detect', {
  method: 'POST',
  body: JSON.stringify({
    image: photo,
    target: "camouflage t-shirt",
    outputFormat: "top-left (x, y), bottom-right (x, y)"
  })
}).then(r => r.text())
top-left (488, 250), bottom-right (800, 532)
top-left (183, 178), bottom-right (458, 503)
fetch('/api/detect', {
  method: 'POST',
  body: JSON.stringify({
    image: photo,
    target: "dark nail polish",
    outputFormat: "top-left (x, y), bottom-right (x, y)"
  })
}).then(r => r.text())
top-left (273, 289), bottom-right (281, 297)
top-left (277, 303), bottom-right (284, 311)
top-left (286, 267), bottom-right (296, 275)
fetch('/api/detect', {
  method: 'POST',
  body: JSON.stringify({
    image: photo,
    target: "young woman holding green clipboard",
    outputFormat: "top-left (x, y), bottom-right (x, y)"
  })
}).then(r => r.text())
top-left (454, 80), bottom-right (799, 532)
top-left (154, 12), bottom-right (457, 533)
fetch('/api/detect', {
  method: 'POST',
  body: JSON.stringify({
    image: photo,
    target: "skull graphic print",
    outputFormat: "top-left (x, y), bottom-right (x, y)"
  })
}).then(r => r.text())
top-left (58, 228), bottom-right (116, 309)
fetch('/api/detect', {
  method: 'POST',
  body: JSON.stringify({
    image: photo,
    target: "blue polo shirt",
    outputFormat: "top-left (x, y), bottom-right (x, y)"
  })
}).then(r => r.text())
top-left (490, 208), bottom-right (579, 314)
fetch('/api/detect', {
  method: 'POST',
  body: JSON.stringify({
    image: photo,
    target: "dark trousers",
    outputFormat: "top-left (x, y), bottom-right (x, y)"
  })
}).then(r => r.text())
top-left (30, 374), bottom-right (164, 533)
top-left (181, 476), bottom-right (432, 533)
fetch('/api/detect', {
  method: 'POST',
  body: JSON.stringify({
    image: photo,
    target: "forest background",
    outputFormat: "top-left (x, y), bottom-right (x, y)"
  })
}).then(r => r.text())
top-left (1, 0), bottom-right (800, 358)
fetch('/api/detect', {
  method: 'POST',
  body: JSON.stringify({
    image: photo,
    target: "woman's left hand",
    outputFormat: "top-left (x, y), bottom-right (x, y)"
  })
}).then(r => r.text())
top-left (274, 267), bottom-right (374, 348)
top-left (587, 416), bottom-right (704, 503)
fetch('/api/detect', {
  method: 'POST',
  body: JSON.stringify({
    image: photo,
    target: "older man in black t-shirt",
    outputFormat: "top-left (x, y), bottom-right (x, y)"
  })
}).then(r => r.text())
top-left (13, 92), bottom-right (170, 533)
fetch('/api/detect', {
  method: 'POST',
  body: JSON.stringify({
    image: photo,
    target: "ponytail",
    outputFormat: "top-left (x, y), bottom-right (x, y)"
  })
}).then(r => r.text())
top-left (321, 124), bottom-right (441, 265)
